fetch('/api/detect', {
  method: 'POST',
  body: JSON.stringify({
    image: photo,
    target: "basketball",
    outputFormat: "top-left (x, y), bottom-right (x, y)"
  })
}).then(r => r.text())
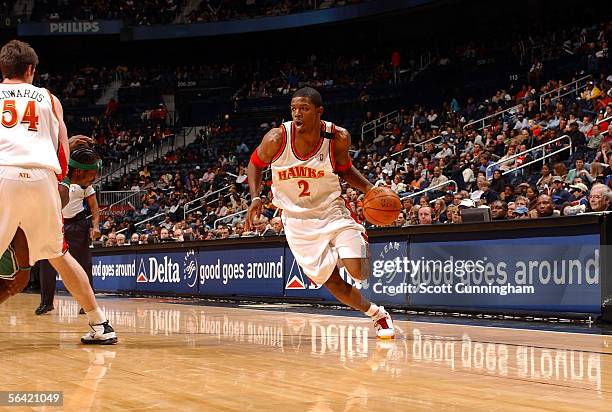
top-left (363, 186), bottom-right (402, 226)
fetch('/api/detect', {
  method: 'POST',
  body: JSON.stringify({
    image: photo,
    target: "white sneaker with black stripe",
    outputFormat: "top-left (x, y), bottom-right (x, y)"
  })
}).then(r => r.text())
top-left (81, 321), bottom-right (118, 345)
top-left (372, 306), bottom-right (395, 339)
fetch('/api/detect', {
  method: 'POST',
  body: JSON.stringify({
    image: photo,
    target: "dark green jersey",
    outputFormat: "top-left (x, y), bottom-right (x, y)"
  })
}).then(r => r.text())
top-left (0, 245), bottom-right (18, 280)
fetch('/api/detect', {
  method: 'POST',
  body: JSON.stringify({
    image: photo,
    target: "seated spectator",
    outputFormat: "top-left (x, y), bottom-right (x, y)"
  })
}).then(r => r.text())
top-left (183, 228), bottom-right (196, 241)
top-left (428, 166), bottom-right (449, 189)
top-left (553, 163), bottom-right (568, 181)
top-left (446, 205), bottom-right (462, 223)
top-left (435, 142), bottom-right (453, 159)
top-left (567, 121), bottom-right (587, 156)
top-left (229, 222), bottom-right (246, 238)
top-left (478, 153), bottom-right (497, 179)
top-left (470, 176), bottom-right (486, 201)
top-left (532, 195), bottom-right (556, 218)
top-left (498, 145), bottom-right (517, 172)
top-left (116, 233), bottom-right (127, 246)
top-left (501, 185), bottom-right (516, 203)
top-left (418, 206), bottom-right (434, 225)
top-left (252, 216), bottom-right (269, 236)
top-left (271, 217), bottom-right (284, 235)
top-left (216, 226), bottom-right (230, 239)
top-left (525, 185), bottom-right (539, 210)
top-left (507, 202), bottom-right (516, 219)
top-left (479, 180), bottom-right (499, 205)
top-left (585, 183), bottom-right (612, 212)
top-left (173, 228), bottom-right (184, 242)
top-left (546, 177), bottom-right (566, 204)
top-left (562, 183), bottom-right (590, 216)
top-left (491, 169), bottom-right (506, 194)
top-left (452, 192), bottom-right (464, 206)
top-left (490, 200), bottom-right (508, 220)
top-left (536, 164), bottom-right (553, 191)
top-left (580, 81), bottom-right (602, 102)
top-left (565, 158), bottom-right (594, 185)
top-left (394, 212), bottom-right (407, 227)
top-left (433, 199), bottom-right (447, 223)
top-left (514, 205), bottom-right (530, 219)
top-left (159, 228), bottom-right (173, 242)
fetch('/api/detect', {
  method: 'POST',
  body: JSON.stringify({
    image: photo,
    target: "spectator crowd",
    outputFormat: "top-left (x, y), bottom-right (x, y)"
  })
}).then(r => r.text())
top-left (34, 18), bottom-right (608, 247)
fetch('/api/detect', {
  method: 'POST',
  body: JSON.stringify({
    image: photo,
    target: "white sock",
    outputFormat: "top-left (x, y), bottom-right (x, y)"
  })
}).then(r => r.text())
top-left (86, 307), bottom-right (106, 325)
top-left (365, 303), bottom-right (380, 318)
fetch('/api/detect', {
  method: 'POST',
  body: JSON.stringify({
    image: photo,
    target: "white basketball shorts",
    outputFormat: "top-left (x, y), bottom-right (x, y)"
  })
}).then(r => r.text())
top-left (282, 204), bottom-right (369, 286)
top-left (0, 166), bottom-right (65, 265)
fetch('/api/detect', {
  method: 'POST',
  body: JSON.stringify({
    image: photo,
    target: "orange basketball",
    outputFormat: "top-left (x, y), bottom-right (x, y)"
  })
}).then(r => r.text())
top-left (362, 186), bottom-right (402, 226)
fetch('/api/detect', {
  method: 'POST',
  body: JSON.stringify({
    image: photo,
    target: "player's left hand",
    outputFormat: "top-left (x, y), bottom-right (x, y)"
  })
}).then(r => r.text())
top-left (69, 135), bottom-right (94, 150)
top-left (245, 198), bottom-right (263, 232)
top-left (91, 227), bottom-right (101, 240)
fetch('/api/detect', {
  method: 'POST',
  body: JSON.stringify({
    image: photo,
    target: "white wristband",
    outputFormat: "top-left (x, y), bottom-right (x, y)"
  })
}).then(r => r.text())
top-left (252, 196), bottom-right (261, 202)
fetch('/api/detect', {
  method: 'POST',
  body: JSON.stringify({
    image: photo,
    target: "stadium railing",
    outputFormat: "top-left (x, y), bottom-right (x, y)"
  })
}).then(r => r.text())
top-left (376, 132), bottom-right (446, 169)
top-left (88, 190), bottom-right (145, 220)
top-left (596, 115), bottom-right (612, 126)
top-left (117, 211), bottom-right (167, 234)
top-left (182, 183), bottom-right (235, 220)
top-left (463, 103), bottom-right (523, 132)
top-left (400, 180), bottom-right (457, 201)
top-left (539, 74), bottom-right (592, 112)
top-left (98, 190), bottom-right (144, 207)
top-left (486, 134), bottom-right (572, 179)
top-left (361, 110), bottom-right (400, 142)
top-left (182, 166), bottom-right (273, 220)
top-left (214, 210), bottom-right (247, 229)
top-left (96, 125), bottom-right (190, 188)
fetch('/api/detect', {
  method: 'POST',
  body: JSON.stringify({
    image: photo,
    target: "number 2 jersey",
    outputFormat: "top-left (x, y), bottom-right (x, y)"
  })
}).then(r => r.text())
top-left (0, 83), bottom-right (63, 175)
top-left (271, 120), bottom-right (346, 218)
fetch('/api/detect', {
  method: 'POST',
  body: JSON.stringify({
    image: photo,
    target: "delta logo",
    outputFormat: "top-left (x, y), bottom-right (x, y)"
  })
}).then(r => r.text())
top-left (136, 256), bottom-right (181, 283)
top-left (183, 250), bottom-right (198, 288)
top-left (285, 257), bottom-right (321, 290)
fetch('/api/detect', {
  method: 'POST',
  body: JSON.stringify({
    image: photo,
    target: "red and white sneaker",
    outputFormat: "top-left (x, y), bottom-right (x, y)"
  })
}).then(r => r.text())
top-left (372, 306), bottom-right (395, 339)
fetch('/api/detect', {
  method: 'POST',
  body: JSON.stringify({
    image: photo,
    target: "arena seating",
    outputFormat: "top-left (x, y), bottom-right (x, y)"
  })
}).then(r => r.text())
top-left (43, 19), bottom-right (608, 246)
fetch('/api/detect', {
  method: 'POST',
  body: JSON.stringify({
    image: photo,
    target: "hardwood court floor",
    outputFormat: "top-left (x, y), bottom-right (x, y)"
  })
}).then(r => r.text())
top-left (1, 294), bottom-right (611, 411)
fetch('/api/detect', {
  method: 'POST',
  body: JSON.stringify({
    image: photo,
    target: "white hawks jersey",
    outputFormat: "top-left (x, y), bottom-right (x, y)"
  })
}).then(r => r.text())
top-left (0, 83), bottom-right (62, 174)
top-left (271, 120), bottom-right (344, 218)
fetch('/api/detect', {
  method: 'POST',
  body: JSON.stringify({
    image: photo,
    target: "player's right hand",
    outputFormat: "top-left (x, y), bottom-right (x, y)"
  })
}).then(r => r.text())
top-left (245, 198), bottom-right (263, 232)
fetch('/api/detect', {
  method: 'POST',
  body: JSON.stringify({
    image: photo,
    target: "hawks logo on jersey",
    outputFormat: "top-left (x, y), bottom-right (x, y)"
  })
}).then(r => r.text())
top-left (270, 120), bottom-right (343, 217)
top-left (277, 166), bottom-right (325, 181)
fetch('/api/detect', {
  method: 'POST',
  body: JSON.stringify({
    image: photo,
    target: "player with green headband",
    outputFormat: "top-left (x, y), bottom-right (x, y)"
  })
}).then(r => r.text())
top-left (0, 139), bottom-right (101, 306)
top-left (35, 145), bottom-right (102, 315)
top-left (58, 146), bottom-right (102, 207)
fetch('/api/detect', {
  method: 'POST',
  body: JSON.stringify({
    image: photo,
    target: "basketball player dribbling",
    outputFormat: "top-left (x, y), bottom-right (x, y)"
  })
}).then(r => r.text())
top-left (246, 87), bottom-right (394, 339)
top-left (0, 40), bottom-right (117, 344)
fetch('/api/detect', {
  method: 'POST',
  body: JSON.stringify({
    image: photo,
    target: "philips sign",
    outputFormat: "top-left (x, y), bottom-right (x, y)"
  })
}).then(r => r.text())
top-left (18, 20), bottom-right (122, 36)
top-left (50, 21), bottom-right (100, 34)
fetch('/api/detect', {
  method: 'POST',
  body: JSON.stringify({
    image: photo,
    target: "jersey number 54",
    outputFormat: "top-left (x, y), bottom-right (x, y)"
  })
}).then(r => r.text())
top-left (1, 100), bottom-right (39, 131)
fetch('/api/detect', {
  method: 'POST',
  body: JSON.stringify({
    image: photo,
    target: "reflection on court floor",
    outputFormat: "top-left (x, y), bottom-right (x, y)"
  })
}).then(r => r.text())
top-left (0, 294), bottom-right (610, 411)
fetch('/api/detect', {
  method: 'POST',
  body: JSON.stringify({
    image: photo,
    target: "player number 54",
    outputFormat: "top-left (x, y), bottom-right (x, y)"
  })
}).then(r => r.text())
top-left (1, 99), bottom-right (39, 131)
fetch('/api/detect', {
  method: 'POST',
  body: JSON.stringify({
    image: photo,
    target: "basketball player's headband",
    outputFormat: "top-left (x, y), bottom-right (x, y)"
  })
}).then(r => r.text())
top-left (68, 157), bottom-right (102, 170)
